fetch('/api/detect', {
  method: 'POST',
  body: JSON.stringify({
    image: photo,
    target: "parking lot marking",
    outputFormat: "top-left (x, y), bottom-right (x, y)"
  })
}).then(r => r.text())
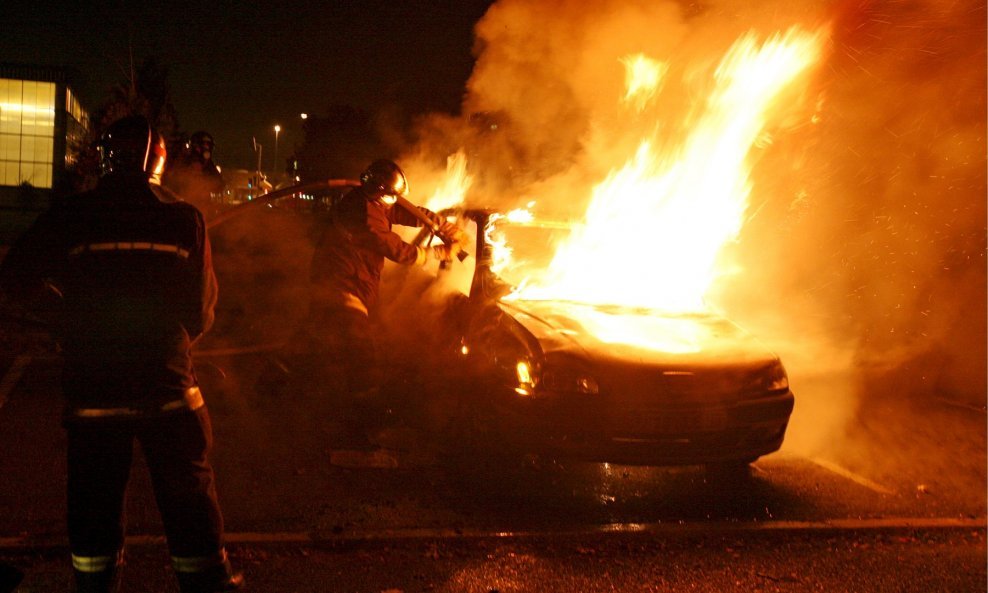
top-left (809, 456), bottom-right (896, 495)
top-left (0, 355), bottom-right (31, 409)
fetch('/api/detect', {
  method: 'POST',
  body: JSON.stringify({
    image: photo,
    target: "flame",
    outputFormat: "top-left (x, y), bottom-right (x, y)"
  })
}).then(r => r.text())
top-left (487, 206), bottom-right (536, 277)
top-left (425, 149), bottom-right (473, 212)
top-left (621, 53), bottom-right (668, 112)
top-left (505, 27), bottom-right (827, 317)
top-left (505, 207), bottom-right (535, 223)
top-left (487, 213), bottom-right (513, 276)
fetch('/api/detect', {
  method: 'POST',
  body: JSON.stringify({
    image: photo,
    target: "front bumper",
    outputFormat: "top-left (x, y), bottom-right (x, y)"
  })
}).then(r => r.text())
top-left (492, 389), bottom-right (795, 466)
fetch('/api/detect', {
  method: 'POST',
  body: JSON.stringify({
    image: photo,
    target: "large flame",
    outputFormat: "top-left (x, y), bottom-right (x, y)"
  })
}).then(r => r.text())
top-left (506, 27), bottom-right (827, 315)
top-left (425, 149), bottom-right (474, 212)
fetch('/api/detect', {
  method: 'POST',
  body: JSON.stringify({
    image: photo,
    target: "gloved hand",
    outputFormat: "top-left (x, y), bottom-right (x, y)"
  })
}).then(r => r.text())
top-left (437, 221), bottom-right (470, 248)
top-left (430, 244), bottom-right (454, 263)
top-left (437, 220), bottom-right (458, 241)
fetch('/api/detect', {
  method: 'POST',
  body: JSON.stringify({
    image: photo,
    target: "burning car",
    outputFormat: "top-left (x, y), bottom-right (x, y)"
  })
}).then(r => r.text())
top-left (402, 208), bottom-right (794, 470)
top-left (382, 28), bottom-right (823, 469)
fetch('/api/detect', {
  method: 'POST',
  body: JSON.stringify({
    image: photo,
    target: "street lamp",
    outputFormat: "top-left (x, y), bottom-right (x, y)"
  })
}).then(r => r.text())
top-left (252, 136), bottom-right (263, 173)
top-left (273, 124), bottom-right (281, 176)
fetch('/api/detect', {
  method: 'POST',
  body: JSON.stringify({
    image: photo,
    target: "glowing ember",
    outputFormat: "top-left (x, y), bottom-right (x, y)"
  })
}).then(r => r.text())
top-left (506, 27), bottom-right (827, 315)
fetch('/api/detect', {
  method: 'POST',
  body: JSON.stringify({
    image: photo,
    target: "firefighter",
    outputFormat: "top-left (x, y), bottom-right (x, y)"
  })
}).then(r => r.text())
top-left (0, 116), bottom-right (242, 593)
top-left (306, 159), bottom-right (464, 468)
top-left (163, 130), bottom-right (225, 213)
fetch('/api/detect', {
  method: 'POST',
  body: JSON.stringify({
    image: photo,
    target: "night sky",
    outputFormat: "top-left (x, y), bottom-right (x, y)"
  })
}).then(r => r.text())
top-left (1, 1), bottom-right (497, 169)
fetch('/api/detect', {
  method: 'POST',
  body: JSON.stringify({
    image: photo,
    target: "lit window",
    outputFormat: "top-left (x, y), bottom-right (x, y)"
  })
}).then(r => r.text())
top-left (1, 161), bottom-right (18, 185)
top-left (0, 135), bottom-right (18, 160)
top-left (0, 79), bottom-right (56, 188)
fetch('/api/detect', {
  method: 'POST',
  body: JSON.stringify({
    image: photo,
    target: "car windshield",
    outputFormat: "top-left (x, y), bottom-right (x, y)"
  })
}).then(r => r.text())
top-left (486, 217), bottom-right (573, 291)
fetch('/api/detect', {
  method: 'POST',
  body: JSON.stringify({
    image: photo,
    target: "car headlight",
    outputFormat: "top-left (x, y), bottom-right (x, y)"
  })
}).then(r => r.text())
top-left (763, 363), bottom-right (789, 393)
top-left (542, 367), bottom-right (600, 395)
top-left (515, 360), bottom-right (537, 396)
top-left (491, 350), bottom-right (543, 396)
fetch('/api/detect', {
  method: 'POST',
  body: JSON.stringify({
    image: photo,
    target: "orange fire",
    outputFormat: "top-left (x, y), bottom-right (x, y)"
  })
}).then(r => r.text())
top-left (621, 53), bottom-right (668, 113)
top-left (504, 27), bottom-right (827, 315)
top-left (424, 149), bottom-right (473, 212)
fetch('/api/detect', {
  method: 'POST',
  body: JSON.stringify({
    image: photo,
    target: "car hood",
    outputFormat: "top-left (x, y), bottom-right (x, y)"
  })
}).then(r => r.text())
top-left (498, 299), bottom-right (780, 369)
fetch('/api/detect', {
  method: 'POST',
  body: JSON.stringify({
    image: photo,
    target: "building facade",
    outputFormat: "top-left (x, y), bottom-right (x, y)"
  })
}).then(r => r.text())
top-left (0, 63), bottom-right (89, 195)
top-left (0, 63), bottom-right (89, 243)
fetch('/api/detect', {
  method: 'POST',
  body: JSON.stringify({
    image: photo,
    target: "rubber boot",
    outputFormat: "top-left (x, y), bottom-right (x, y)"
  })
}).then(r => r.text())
top-left (73, 567), bottom-right (121, 593)
top-left (175, 558), bottom-right (243, 593)
top-left (72, 551), bottom-right (123, 593)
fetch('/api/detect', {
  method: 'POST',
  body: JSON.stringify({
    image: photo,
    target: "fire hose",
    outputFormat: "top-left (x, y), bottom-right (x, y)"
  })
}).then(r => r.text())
top-left (206, 179), bottom-right (470, 260)
top-left (206, 179), bottom-right (360, 229)
top-left (393, 195), bottom-right (470, 262)
top-left (1, 181), bottom-right (470, 358)
top-left (191, 182), bottom-right (471, 359)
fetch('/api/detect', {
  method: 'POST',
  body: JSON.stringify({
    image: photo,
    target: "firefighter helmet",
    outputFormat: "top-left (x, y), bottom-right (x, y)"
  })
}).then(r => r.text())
top-left (188, 131), bottom-right (215, 161)
top-left (97, 115), bottom-right (167, 185)
top-left (359, 159), bottom-right (408, 204)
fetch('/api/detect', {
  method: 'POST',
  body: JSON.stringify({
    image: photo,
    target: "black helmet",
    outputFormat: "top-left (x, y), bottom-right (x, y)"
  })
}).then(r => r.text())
top-left (188, 131), bottom-right (215, 161)
top-left (359, 159), bottom-right (408, 204)
top-left (97, 115), bottom-right (167, 185)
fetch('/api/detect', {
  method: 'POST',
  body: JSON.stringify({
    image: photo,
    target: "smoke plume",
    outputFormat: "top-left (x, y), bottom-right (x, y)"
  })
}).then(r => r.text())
top-left (396, 0), bottom-right (986, 457)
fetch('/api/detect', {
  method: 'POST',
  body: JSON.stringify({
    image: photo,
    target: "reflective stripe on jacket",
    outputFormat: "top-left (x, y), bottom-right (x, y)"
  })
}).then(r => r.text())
top-left (0, 173), bottom-right (218, 413)
top-left (71, 387), bottom-right (205, 419)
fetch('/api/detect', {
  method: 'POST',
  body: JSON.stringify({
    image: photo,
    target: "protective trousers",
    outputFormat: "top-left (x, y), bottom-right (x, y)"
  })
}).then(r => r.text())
top-left (308, 303), bottom-right (386, 448)
top-left (66, 407), bottom-right (235, 592)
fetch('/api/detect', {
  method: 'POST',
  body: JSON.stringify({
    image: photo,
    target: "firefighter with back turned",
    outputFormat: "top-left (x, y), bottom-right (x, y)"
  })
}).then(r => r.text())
top-left (305, 158), bottom-right (465, 468)
top-left (0, 115), bottom-right (242, 593)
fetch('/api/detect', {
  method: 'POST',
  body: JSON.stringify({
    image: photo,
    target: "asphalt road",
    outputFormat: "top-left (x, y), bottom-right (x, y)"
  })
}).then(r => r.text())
top-left (0, 327), bottom-right (985, 592)
top-left (2, 528), bottom-right (984, 593)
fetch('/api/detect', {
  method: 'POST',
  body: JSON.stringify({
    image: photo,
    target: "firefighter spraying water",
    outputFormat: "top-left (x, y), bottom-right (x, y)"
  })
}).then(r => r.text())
top-left (216, 160), bottom-right (469, 469)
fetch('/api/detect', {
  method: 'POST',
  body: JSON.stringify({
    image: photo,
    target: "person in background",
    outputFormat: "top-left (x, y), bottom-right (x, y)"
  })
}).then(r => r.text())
top-left (0, 115), bottom-right (242, 593)
top-left (163, 130), bottom-right (225, 214)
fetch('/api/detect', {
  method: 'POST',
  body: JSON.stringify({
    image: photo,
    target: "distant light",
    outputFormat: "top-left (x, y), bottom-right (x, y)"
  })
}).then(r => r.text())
top-left (299, 113), bottom-right (308, 120)
top-left (274, 124), bottom-right (281, 133)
